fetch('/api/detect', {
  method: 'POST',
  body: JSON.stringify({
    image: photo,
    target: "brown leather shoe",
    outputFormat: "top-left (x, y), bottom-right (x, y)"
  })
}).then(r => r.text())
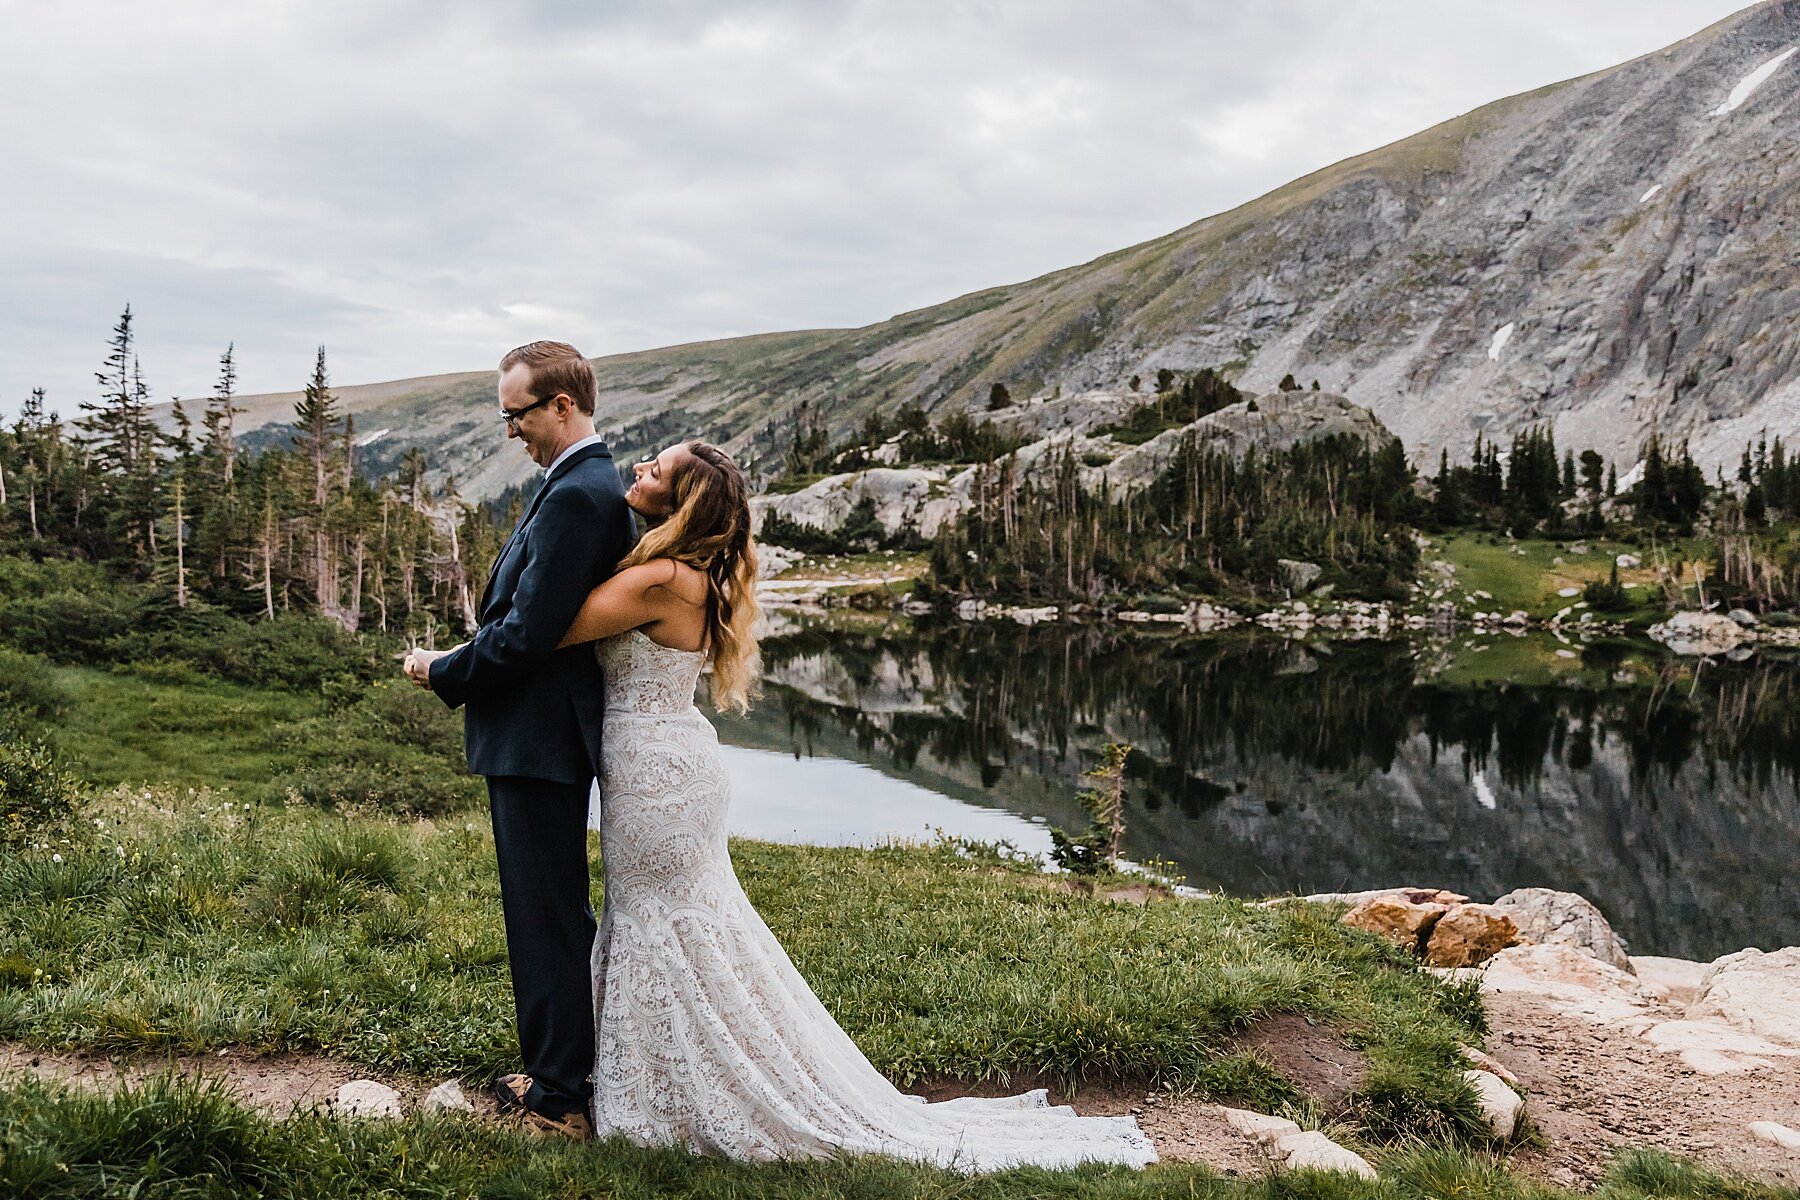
top-left (493, 1073), bottom-right (531, 1113)
top-left (518, 1105), bottom-right (594, 1142)
top-left (493, 1074), bottom-right (593, 1141)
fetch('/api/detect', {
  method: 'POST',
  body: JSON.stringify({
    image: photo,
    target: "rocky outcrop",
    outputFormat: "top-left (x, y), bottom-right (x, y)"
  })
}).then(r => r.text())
top-left (1339, 894), bottom-right (1521, 967)
top-left (750, 468), bottom-right (963, 539)
top-left (1341, 894), bottom-right (1450, 950)
top-left (754, 392), bottom-right (1387, 542)
top-left (981, 389), bottom-right (1142, 440)
top-left (1648, 612), bottom-right (1748, 656)
top-left (1100, 393), bottom-right (1388, 492)
top-left (1690, 947), bottom-right (1800, 1045)
top-left (1491, 888), bottom-right (1633, 972)
top-left (1424, 905), bottom-right (1521, 968)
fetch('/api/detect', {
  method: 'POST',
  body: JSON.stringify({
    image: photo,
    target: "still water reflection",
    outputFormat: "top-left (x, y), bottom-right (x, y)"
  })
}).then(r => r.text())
top-left (710, 615), bottom-right (1800, 960)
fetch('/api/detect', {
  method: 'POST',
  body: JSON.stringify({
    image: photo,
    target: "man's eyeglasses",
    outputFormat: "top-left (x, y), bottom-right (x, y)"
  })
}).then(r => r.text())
top-left (498, 394), bottom-right (557, 428)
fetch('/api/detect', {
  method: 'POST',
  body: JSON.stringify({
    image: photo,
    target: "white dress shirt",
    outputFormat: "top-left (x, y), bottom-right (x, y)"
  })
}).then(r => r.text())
top-left (546, 433), bottom-right (606, 480)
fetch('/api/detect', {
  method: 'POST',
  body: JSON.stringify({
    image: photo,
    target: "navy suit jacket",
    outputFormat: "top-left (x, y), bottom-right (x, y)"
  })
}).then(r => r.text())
top-left (429, 442), bottom-right (635, 784)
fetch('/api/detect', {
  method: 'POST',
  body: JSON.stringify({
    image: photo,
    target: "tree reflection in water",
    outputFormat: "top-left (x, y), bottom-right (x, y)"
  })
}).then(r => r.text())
top-left (713, 620), bottom-right (1800, 960)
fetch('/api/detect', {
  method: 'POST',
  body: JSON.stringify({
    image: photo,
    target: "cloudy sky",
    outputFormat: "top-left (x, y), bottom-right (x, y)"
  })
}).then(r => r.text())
top-left (0, 0), bottom-right (1754, 415)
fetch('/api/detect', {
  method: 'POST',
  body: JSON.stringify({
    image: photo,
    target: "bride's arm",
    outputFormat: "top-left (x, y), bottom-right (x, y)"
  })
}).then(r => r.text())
top-left (558, 560), bottom-right (681, 648)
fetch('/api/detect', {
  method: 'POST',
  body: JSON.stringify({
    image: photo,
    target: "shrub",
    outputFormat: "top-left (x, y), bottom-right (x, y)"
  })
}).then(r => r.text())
top-left (0, 558), bottom-right (142, 661)
top-left (353, 680), bottom-right (466, 759)
top-left (0, 647), bottom-right (70, 721)
top-left (1583, 562), bottom-right (1632, 612)
top-left (279, 757), bottom-right (482, 817)
top-left (0, 734), bottom-right (76, 846)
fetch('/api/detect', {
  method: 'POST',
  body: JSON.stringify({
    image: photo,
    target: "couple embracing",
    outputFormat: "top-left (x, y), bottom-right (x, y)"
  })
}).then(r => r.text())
top-left (402, 340), bottom-right (1155, 1172)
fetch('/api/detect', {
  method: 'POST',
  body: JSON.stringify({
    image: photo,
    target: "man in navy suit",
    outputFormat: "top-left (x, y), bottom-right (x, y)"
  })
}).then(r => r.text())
top-left (404, 340), bottom-right (633, 1139)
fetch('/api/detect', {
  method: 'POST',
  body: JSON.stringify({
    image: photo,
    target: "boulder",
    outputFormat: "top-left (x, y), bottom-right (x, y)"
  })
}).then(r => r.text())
top-left (1690, 947), bottom-right (1800, 1045)
top-left (1749, 1121), bottom-right (1800, 1149)
top-left (1616, 553), bottom-right (1642, 568)
top-left (422, 1079), bottom-right (475, 1113)
top-left (1462, 1069), bottom-right (1524, 1138)
top-left (1277, 559), bottom-right (1323, 593)
top-left (1728, 608), bottom-right (1759, 628)
top-left (1489, 888), bottom-right (1632, 972)
top-left (334, 1079), bottom-right (403, 1118)
top-left (1458, 1045), bottom-right (1520, 1087)
top-left (1274, 1130), bottom-right (1377, 1179)
top-left (1424, 904), bottom-right (1520, 968)
top-left (1341, 895), bottom-right (1450, 952)
top-left (1647, 611), bottom-right (1746, 656)
top-left (1222, 1107), bottom-right (1301, 1144)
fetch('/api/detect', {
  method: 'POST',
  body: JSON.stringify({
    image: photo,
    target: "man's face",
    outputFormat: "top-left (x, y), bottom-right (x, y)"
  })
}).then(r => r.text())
top-left (498, 363), bottom-right (563, 468)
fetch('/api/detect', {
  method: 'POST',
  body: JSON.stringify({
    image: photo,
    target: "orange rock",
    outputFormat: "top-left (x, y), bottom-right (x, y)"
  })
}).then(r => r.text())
top-left (1340, 895), bottom-right (1449, 952)
top-left (1424, 904), bottom-right (1521, 967)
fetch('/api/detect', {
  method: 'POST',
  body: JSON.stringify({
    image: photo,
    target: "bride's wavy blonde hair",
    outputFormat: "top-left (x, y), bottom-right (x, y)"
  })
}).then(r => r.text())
top-left (620, 442), bottom-right (761, 713)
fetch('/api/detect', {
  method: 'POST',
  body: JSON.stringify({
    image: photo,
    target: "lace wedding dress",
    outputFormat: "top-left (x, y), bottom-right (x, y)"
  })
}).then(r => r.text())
top-left (587, 628), bottom-right (1157, 1171)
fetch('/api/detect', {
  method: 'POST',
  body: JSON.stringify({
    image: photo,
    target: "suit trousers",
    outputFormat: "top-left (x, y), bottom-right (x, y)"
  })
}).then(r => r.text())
top-left (486, 775), bottom-right (596, 1118)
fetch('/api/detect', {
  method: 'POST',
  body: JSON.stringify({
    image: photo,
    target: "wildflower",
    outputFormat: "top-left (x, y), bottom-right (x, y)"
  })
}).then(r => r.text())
top-left (51, 853), bottom-right (63, 863)
top-left (115, 845), bottom-right (126, 859)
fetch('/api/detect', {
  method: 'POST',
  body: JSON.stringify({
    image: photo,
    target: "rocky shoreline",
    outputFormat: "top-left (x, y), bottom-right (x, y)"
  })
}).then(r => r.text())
top-left (758, 578), bottom-right (1800, 656)
top-left (1282, 884), bottom-right (1800, 1179)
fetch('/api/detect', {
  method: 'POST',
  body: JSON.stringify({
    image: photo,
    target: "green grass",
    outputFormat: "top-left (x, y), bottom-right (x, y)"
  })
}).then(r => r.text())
top-left (50, 666), bottom-right (316, 791)
top-left (1422, 535), bottom-right (1674, 623)
top-left (38, 664), bottom-right (482, 816)
top-left (0, 785), bottom-right (1489, 1145)
top-left (3, 1073), bottom-right (1793, 1200)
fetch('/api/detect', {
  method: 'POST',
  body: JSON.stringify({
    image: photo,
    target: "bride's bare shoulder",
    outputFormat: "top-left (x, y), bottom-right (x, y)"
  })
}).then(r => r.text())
top-left (638, 557), bottom-right (708, 606)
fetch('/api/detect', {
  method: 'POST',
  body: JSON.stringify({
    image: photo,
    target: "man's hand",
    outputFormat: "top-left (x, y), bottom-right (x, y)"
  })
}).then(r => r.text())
top-left (403, 648), bottom-right (445, 689)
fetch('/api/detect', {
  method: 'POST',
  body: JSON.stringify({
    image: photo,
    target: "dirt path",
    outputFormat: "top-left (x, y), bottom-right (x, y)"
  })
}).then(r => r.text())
top-left (0, 1045), bottom-right (499, 1119)
top-left (8, 984), bottom-right (1799, 1192)
top-left (1488, 989), bottom-right (1800, 1190)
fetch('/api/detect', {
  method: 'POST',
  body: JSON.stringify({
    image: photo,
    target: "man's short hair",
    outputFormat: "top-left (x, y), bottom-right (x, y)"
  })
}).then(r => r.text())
top-left (498, 341), bottom-right (597, 415)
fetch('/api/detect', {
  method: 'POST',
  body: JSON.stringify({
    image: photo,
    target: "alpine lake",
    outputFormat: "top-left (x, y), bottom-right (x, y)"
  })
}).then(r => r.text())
top-left (707, 608), bottom-right (1800, 962)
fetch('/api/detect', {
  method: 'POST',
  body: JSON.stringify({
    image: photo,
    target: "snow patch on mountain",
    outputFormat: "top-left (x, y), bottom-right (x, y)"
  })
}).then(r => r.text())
top-left (1639, 184), bottom-right (1663, 204)
top-left (1488, 323), bottom-right (1515, 361)
top-left (1712, 46), bottom-right (1797, 116)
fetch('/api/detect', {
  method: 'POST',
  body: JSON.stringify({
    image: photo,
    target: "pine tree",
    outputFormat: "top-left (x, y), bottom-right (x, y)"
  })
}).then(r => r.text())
top-left (203, 343), bottom-right (240, 486)
top-left (292, 346), bottom-right (344, 622)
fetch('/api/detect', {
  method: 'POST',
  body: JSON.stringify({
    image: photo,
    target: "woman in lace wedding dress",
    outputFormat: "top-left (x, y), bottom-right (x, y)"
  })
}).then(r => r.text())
top-left (557, 441), bottom-right (1156, 1172)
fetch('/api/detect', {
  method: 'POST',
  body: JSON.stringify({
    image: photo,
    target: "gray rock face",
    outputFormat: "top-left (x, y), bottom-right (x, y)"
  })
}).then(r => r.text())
top-left (1100, 393), bottom-right (1389, 492)
top-left (753, 392), bottom-right (1383, 539)
top-left (1491, 887), bottom-right (1633, 972)
top-left (750, 468), bottom-right (962, 539)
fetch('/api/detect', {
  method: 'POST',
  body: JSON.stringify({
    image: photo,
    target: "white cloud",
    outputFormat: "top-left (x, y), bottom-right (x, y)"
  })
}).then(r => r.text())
top-left (0, 0), bottom-right (1755, 415)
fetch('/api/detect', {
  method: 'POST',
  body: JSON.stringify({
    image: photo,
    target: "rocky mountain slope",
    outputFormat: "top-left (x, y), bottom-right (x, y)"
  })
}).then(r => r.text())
top-left (201, 2), bottom-right (1800, 498)
top-left (750, 389), bottom-right (1388, 538)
